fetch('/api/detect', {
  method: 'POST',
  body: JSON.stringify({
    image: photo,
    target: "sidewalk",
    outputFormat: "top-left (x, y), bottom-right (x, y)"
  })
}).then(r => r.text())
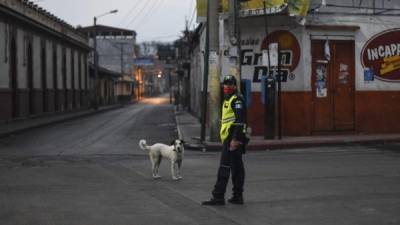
top-left (0, 104), bottom-right (124, 138)
top-left (175, 108), bottom-right (400, 151)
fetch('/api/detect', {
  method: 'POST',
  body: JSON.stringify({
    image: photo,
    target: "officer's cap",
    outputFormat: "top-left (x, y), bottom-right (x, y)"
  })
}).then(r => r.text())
top-left (223, 75), bottom-right (237, 85)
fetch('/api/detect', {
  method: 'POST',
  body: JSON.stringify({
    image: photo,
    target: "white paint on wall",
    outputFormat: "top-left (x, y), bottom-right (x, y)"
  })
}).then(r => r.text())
top-left (311, 14), bottom-right (400, 91)
top-left (238, 16), bottom-right (306, 92)
top-left (65, 48), bottom-right (71, 89)
top-left (57, 44), bottom-right (62, 90)
top-left (32, 35), bottom-right (41, 89)
top-left (17, 29), bottom-right (27, 89)
top-left (46, 40), bottom-right (53, 89)
top-left (80, 54), bottom-right (86, 90)
top-left (74, 50), bottom-right (79, 90)
top-left (231, 13), bottom-right (400, 93)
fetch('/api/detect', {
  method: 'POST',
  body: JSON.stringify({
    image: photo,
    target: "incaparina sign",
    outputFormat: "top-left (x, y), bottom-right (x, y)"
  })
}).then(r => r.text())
top-left (361, 29), bottom-right (400, 82)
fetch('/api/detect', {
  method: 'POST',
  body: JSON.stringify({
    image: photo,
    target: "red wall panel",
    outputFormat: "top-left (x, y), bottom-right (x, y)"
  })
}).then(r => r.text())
top-left (356, 91), bottom-right (400, 133)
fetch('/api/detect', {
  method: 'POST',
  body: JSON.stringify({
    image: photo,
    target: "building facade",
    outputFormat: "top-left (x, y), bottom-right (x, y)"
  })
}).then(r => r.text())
top-left (190, 0), bottom-right (400, 137)
top-left (0, 0), bottom-right (90, 123)
top-left (78, 25), bottom-right (137, 103)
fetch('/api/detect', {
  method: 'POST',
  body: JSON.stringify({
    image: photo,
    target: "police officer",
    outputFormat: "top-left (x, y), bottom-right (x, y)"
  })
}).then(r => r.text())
top-left (202, 75), bottom-right (248, 206)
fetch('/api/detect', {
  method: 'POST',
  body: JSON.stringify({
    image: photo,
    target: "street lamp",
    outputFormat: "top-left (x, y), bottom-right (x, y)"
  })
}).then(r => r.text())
top-left (93, 9), bottom-right (118, 110)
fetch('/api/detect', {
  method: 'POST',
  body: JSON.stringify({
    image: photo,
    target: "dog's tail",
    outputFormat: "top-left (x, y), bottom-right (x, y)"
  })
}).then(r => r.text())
top-left (139, 139), bottom-right (149, 151)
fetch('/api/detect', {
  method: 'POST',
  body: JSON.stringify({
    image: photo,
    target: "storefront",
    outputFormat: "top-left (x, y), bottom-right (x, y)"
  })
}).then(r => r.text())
top-left (226, 12), bottom-right (400, 136)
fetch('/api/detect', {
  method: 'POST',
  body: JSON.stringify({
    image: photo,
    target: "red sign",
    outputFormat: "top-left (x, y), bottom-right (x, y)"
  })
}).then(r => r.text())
top-left (361, 29), bottom-right (400, 82)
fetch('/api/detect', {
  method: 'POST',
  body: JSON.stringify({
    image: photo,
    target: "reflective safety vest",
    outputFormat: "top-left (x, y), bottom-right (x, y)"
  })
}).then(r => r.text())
top-left (220, 95), bottom-right (238, 143)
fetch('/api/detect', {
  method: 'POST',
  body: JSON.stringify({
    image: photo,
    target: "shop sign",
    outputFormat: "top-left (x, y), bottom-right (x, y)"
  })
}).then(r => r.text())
top-left (241, 30), bottom-right (301, 83)
top-left (197, 0), bottom-right (287, 21)
top-left (361, 29), bottom-right (400, 82)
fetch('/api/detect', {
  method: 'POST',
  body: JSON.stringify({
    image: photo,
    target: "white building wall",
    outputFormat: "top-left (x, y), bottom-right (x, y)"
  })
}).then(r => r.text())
top-left (80, 54), bottom-right (86, 90)
top-left (17, 29), bottom-right (27, 89)
top-left (300, 26), bottom-right (312, 92)
top-left (96, 37), bottom-right (136, 76)
top-left (308, 14), bottom-right (400, 91)
top-left (189, 49), bottom-right (202, 117)
top-left (32, 35), bottom-right (41, 89)
top-left (189, 26), bottom-right (206, 117)
top-left (57, 44), bottom-right (63, 89)
top-left (74, 50), bottom-right (79, 89)
top-left (217, 12), bottom-right (400, 94)
top-left (0, 21), bottom-right (9, 88)
top-left (65, 48), bottom-right (71, 89)
top-left (236, 16), bottom-right (307, 92)
top-left (46, 40), bottom-right (53, 89)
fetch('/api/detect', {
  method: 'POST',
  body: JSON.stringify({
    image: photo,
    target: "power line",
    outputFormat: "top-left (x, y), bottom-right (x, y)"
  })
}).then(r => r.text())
top-left (118, 0), bottom-right (143, 26)
top-left (188, 0), bottom-right (195, 18)
top-left (131, 0), bottom-right (164, 29)
top-left (188, 2), bottom-right (197, 29)
top-left (125, 0), bottom-right (154, 28)
top-left (140, 34), bottom-right (180, 41)
top-left (325, 3), bottom-right (400, 11)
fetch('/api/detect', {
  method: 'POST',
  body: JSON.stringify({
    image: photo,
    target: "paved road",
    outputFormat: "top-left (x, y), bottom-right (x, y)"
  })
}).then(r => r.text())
top-left (0, 97), bottom-right (177, 157)
top-left (1, 96), bottom-right (400, 225)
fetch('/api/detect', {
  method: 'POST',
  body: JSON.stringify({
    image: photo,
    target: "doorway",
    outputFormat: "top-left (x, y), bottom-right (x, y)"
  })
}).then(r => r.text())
top-left (27, 42), bottom-right (34, 115)
top-left (311, 40), bottom-right (355, 132)
top-left (10, 38), bottom-right (18, 118)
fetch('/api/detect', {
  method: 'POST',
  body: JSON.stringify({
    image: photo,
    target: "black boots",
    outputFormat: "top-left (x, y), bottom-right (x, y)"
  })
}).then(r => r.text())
top-left (202, 196), bottom-right (244, 205)
top-left (228, 195), bottom-right (244, 205)
top-left (201, 197), bottom-right (225, 206)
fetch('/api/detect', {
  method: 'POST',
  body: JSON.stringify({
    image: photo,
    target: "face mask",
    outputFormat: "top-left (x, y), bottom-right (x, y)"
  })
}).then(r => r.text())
top-left (223, 86), bottom-right (235, 95)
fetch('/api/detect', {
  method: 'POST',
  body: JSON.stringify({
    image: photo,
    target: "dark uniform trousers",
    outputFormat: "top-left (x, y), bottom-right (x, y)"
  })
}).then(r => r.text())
top-left (212, 137), bottom-right (245, 199)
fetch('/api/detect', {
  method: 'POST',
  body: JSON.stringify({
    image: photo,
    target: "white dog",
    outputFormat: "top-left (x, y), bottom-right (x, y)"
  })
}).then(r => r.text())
top-left (139, 139), bottom-right (184, 180)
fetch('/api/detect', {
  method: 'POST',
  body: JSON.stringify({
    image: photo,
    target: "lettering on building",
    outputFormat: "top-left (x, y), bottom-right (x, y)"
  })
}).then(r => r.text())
top-left (361, 29), bottom-right (400, 81)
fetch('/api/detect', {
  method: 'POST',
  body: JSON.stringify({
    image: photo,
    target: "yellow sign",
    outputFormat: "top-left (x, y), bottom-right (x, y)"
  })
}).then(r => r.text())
top-left (197, 0), bottom-right (207, 22)
top-left (197, 0), bottom-right (287, 21)
top-left (239, 0), bottom-right (287, 17)
top-left (288, 0), bottom-right (310, 17)
top-left (197, 0), bottom-right (310, 21)
top-left (241, 0), bottom-right (286, 9)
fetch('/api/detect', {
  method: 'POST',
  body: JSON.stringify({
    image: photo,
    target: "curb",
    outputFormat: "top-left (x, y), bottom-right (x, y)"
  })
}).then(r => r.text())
top-left (0, 104), bottom-right (123, 138)
top-left (203, 136), bottom-right (400, 151)
top-left (174, 108), bottom-right (207, 152)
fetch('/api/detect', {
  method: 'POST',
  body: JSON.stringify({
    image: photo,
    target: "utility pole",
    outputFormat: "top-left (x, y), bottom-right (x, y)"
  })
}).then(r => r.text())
top-left (119, 43), bottom-right (125, 75)
top-left (200, 0), bottom-right (222, 142)
top-left (208, 0), bottom-right (221, 142)
top-left (93, 16), bottom-right (99, 110)
top-left (93, 9), bottom-right (118, 110)
top-left (200, 0), bottom-right (211, 143)
top-left (228, 0), bottom-right (241, 90)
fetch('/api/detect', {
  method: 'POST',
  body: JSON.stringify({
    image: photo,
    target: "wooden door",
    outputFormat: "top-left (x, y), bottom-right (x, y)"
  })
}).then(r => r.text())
top-left (311, 40), bottom-right (355, 132)
top-left (332, 41), bottom-right (355, 130)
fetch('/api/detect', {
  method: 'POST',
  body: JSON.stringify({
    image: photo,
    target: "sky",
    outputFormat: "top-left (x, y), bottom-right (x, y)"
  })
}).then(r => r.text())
top-left (35, 0), bottom-right (198, 43)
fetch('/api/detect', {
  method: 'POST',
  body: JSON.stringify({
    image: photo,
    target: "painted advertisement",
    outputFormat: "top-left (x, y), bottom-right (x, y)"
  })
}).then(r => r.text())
top-left (361, 29), bottom-right (400, 82)
top-left (197, 0), bottom-right (287, 21)
top-left (240, 30), bottom-right (301, 88)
